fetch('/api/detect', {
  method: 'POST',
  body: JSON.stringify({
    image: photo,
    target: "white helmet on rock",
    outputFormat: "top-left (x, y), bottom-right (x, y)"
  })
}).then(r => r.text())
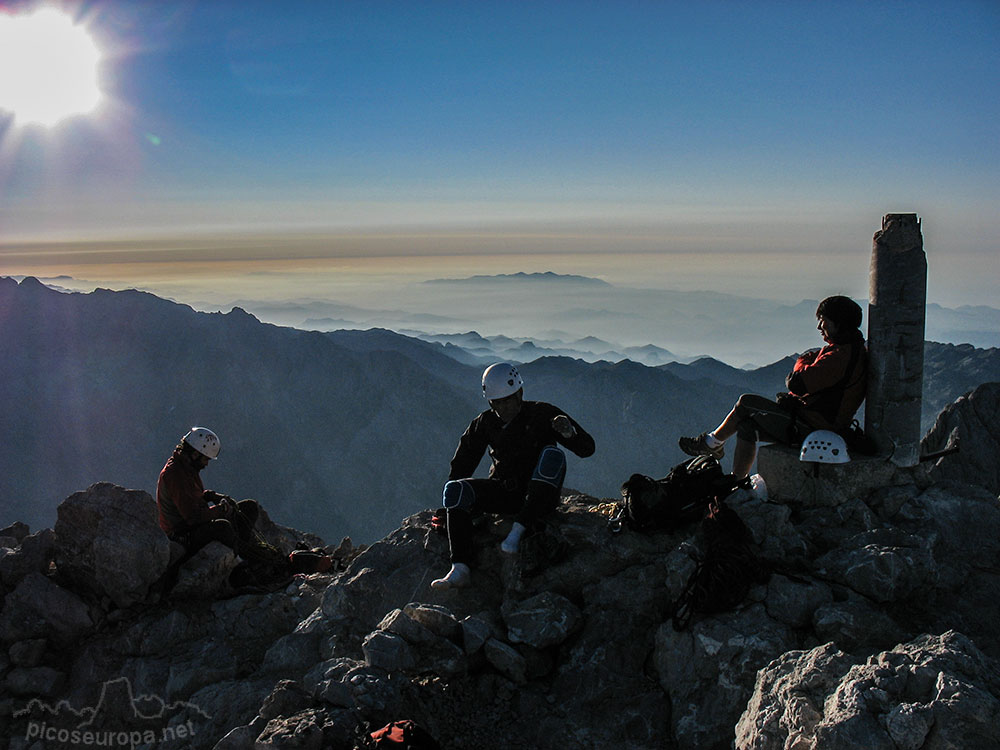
top-left (183, 427), bottom-right (221, 459)
top-left (799, 430), bottom-right (849, 464)
top-left (482, 363), bottom-right (524, 401)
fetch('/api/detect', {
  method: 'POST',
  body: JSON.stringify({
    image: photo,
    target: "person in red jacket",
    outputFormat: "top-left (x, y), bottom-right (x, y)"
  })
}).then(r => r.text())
top-left (431, 363), bottom-right (595, 590)
top-left (678, 295), bottom-right (868, 478)
top-left (156, 427), bottom-right (259, 556)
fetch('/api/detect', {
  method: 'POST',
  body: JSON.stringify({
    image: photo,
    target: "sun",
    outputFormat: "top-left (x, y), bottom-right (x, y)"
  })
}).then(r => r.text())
top-left (0, 6), bottom-right (104, 127)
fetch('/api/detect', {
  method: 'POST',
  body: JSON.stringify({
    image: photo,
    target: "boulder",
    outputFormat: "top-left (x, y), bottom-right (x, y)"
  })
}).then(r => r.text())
top-left (374, 607), bottom-right (468, 675)
top-left (736, 631), bottom-right (1000, 750)
top-left (0, 522), bottom-right (30, 543)
top-left (922, 381), bottom-right (1000, 494)
top-left (303, 657), bottom-right (364, 707)
top-left (378, 607), bottom-right (437, 645)
top-left (8, 638), bottom-right (48, 668)
top-left (460, 615), bottom-right (495, 655)
top-left (54, 483), bottom-right (171, 608)
top-left (735, 642), bottom-right (855, 750)
top-left (502, 591), bottom-right (582, 648)
top-left (254, 708), bottom-right (325, 750)
top-left (403, 602), bottom-right (461, 642)
top-left (362, 630), bottom-right (416, 672)
top-left (725, 489), bottom-right (809, 562)
top-left (815, 528), bottom-right (937, 604)
top-left (260, 630), bottom-right (322, 676)
top-left (0, 572), bottom-right (93, 647)
top-left (170, 542), bottom-right (237, 599)
top-left (483, 638), bottom-right (527, 684)
top-left (812, 599), bottom-right (903, 654)
top-left (764, 574), bottom-right (833, 629)
top-left (0, 527), bottom-right (55, 588)
top-left (258, 680), bottom-right (313, 722)
top-left (3, 665), bottom-right (67, 697)
top-left (654, 603), bottom-right (796, 750)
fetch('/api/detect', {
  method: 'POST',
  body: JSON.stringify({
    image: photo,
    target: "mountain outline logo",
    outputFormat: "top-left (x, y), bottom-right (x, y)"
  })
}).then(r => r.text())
top-left (11, 676), bottom-right (211, 748)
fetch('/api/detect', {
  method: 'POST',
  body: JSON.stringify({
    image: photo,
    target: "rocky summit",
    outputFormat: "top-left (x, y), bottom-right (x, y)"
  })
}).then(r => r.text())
top-left (1, 384), bottom-right (1000, 749)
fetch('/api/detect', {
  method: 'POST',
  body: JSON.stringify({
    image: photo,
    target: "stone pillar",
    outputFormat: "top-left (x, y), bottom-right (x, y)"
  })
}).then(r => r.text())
top-left (865, 213), bottom-right (926, 466)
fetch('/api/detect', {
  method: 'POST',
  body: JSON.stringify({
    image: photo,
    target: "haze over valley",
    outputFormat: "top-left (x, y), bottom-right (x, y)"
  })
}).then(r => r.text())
top-left (11, 266), bottom-right (1000, 369)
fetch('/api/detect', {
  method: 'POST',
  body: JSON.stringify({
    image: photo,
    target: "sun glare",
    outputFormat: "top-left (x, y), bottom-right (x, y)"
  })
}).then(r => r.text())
top-left (0, 7), bottom-right (103, 127)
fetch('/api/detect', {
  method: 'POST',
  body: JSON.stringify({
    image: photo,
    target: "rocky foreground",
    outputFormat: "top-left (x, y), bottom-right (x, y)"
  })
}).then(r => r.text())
top-left (2, 384), bottom-right (1000, 749)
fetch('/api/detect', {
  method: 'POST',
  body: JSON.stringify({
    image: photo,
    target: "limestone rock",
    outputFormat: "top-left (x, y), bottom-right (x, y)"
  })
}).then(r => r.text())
top-left (812, 599), bottom-right (902, 654)
top-left (258, 680), bottom-right (313, 722)
top-left (260, 631), bottom-right (322, 676)
top-left (378, 607), bottom-right (437, 645)
top-left (921, 381), bottom-right (1000, 494)
top-left (0, 527), bottom-right (55, 588)
top-left (460, 614), bottom-right (494, 655)
top-left (303, 657), bottom-right (366, 708)
top-left (362, 630), bottom-right (416, 672)
top-left (255, 708), bottom-right (325, 750)
top-left (736, 631), bottom-right (1000, 750)
top-left (654, 603), bottom-right (796, 750)
top-left (483, 638), bottom-right (527, 684)
top-left (725, 489), bottom-right (808, 562)
top-left (54, 482), bottom-right (171, 608)
top-left (170, 542), bottom-right (238, 599)
top-left (735, 642), bottom-right (854, 750)
top-left (214, 725), bottom-right (258, 750)
top-left (0, 521), bottom-right (30, 543)
top-left (8, 638), bottom-right (48, 668)
top-left (377, 605), bottom-right (469, 676)
top-left (4, 665), bottom-right (67, 697)
top-left (815, 528), bottom-right (937, 603)
top-left (0, 571), bottom-right (93, 647)
top-left (764, 574), bottom-right (833, 629)
top-left (403, 602), bottom-right (461, 642)
top-left (502, 591), bottom-right (582, 648)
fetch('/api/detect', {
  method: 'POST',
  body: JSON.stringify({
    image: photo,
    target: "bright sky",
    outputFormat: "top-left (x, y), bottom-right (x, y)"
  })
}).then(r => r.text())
top-left (0, 0), bottom-right (997, 306)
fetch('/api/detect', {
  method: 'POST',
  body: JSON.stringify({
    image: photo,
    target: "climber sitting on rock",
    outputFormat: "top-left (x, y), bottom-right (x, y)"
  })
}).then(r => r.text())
top-left (678, 295), bottom-right (868, 478)
top-left (156, 427), bottom-right (260, 558)
top-left (431, 363), bottom-right (595, 590)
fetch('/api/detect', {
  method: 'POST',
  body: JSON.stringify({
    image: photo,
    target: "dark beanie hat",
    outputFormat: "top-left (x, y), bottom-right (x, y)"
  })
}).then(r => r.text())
top-left (816, 295), bottom-right (863, 330)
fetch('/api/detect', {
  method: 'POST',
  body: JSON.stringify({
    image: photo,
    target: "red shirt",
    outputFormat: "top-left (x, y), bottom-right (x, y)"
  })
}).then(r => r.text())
top-left (156, 449), bottom-right (225, 534)
top-left (787, 337), bottom-right (868, 430)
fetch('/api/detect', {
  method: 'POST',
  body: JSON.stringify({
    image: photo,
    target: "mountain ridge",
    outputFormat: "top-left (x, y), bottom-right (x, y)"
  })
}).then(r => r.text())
top-left (1, 277), bottom-right (997, 545)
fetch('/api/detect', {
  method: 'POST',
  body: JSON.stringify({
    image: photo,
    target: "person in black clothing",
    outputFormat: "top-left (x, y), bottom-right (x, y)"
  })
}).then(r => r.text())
top-left (431, 362), bottom-right (595, 590)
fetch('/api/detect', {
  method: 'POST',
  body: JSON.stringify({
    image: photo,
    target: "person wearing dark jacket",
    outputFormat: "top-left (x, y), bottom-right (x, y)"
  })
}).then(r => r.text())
top-left (157, 427), bottom-right (259, 556)
top-left (678, 295), bottom-right (868, 478)
top-left (431, 363), bottom-right (595, 590)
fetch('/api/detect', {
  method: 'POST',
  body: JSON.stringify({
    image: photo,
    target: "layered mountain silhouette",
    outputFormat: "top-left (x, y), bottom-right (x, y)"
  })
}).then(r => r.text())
top-left (2, 276), bottom-right (997, 544)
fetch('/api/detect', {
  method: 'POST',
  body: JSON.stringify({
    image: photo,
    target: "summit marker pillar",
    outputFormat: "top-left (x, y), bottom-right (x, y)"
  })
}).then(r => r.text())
top-left (865, 213), bottom-right (926, 466)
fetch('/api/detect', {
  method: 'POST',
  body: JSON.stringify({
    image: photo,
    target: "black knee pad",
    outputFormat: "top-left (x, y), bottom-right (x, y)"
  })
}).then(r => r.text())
top-left (442, 480), bottom-right (476, 511)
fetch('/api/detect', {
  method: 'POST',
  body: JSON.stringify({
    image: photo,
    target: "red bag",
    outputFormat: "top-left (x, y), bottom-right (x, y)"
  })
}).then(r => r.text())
top-left (370, 719), bottom-right (439, 749)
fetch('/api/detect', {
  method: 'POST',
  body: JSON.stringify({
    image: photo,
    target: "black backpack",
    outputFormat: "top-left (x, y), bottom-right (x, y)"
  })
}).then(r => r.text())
top-left (668, 499), bottom-right (770, 630)
top-left (615, 455), bottom-right (749, 533)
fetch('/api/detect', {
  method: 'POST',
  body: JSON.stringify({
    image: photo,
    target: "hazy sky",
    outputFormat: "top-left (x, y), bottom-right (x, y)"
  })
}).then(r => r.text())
top-left (0, 0), bottom-right (997, 306)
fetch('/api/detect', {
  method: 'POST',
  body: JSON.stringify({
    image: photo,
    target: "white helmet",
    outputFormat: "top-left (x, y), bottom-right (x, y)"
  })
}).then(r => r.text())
top-left (482, 363), bottom-right (524, 401)
top-left (799, 430), bottom-right (849, 464)
top-left (183, 427), bottom-right (220, 459)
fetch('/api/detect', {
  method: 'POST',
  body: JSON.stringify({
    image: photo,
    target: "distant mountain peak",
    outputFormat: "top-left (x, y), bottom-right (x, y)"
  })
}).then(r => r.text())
top-left (423, 271), bottom-right (611, 286)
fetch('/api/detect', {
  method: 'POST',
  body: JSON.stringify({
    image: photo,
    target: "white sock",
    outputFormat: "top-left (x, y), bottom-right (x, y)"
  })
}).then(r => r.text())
top-left (705, 431), bottom-right (724, 448)
top-left (431, 562), bottom-right (471, 590)
top-left (501, 522), bottom-right (526, 555)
